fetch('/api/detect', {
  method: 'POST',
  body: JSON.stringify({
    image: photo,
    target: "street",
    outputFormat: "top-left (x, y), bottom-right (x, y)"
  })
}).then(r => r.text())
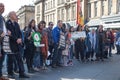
top-left (2, 50), bottom-right (120, 80)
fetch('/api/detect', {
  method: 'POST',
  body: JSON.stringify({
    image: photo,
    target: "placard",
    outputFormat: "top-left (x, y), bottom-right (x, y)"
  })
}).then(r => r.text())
top-left (71, 31), bottom-right (86, 39)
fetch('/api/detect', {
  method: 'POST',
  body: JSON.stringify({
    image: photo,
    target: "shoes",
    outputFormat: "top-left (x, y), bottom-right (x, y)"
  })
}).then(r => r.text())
top-left (19, 74), bottom-right (29, 78)
top-left (64, 64), bottom-right (68, 66)
top-left (0, 76), bottom-right (9, 80)
top-left (101, 59), bottom-right (104, 61)
top-left (8, 74), bottom-right (15, 79)
top-left (95, 59), bottom-right (100, 61)
top-left (14, 70), bottom-right (19, 74)
top-left (67, 60), bottom-right (73, 66)
top-left (34, 67), bottom-right (40, 72)
top-left (91, 59), bottom-right (94, 61)
top-left (104, 57), bottom-right (108, 59)
top-left (28, 68), bottom-right (36, 73)
top-left (51, 65), bottom-right (57, 68)
top-left (56, 64), bottom-right (63, 67)
top-left (86, 59), bottom-right (89, 62)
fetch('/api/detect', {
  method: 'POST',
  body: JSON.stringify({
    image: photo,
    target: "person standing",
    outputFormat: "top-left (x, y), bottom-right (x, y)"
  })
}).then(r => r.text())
top-left (96, 25), bottom-right (105, 61)
top-left (75, 26), bottom-right (85, 62)
top-left (46, 22), bottom-right (54, 61)
top-left (86, 29), bottom-right (97, 61)
top-left (37, 21), bottom-right (48, 69)
top-left (24, 19), bottom-right (36, 73)
top-left (115, 30), bottom-right (120, 54)
top-left (6, 11), bottom-right (29, 78)
top-left (0, 3), bottom-right (9, 80)
top-left (108, 29), bottom-right (115, 57)
top-left (67, 27), bottom-right (74, 65)
top-left (104, 30), bottom-right (111, 58)
top-left (52, 20), bottom-right (63, 68)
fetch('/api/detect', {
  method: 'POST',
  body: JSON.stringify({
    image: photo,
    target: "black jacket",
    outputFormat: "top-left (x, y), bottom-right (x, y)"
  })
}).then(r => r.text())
top-left (6, 20), bottom-right (22, 53)
top-left (0, 15), bottom-right (5, 43)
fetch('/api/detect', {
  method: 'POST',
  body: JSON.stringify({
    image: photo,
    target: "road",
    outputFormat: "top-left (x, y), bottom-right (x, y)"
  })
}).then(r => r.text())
top-left (2, 50), bottom-right (120, 80)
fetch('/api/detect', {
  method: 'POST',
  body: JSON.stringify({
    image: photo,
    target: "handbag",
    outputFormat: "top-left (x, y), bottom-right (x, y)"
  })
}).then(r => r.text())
top-left (2, 36), bottom-right (12, 53)
top-left (58, 33), bottom-right (66, 50)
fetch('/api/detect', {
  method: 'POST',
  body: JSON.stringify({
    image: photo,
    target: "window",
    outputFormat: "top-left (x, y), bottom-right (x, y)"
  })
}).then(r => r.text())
top-left (118, 0), bottom-right (120, 12)
top-left (53, 0), bottom-right (55, 7)
top-left (88, 3), bottom-right (91, 18)
top-left (66, 0), bottom-right (70, 2)
top-left (37, 17), bottom-right (40, 24)
top-left (61, 0), bottom-right (64, 3)
top-left (48, 2), bottom-right (50, 9)
top-left (49, 1), bottom-right (51, 9)
top-left (58, 0), bottom-right (60, 5)
top-left (46, 3), bottom-right (48, 10)
top-left (50, 14), bottom-right (52, 21)
top-left (46, 15), bottom-right (47, 23)
top-left (45, 3), bottom-right (47, 10)
top-left (67, 8), bottom-right (70, 21)
top-left (94, 1), bottom-right (97, 17)
top-left (53, 13), bottom-right (55, 23)
top-left (72, 5), bottom-right (76, 20)
top-left (108, 0), bottom-right (112, 15)
top-left (48, 15), bottom-right (50, 22)
top-left (101, 1), bottom-right (104, 15)
top-left (61, 9), bottom-right (64, 21)
top-left (58, 10), bottom-right (60, 19)
top-left (37, 5), bottom-right (40, 13)
top-left (51, 1), bottom-right (52, 8)
top-left (88, 0), bottom-right (90, 2)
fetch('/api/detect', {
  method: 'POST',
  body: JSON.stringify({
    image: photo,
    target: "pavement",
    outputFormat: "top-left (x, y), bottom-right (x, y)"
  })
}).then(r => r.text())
top-left (2, 50), bottom-right (120, 80)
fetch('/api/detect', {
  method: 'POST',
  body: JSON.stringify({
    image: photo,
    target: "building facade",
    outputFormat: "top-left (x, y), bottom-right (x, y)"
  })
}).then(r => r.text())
top-left (35, 0), bottom-right (87, 26)
top-left (35, 0), bottom-right (120, 28)
top-left (17, 5), bottom-right (35, 29)
top-left (87, 0), bottom-right (120, 29)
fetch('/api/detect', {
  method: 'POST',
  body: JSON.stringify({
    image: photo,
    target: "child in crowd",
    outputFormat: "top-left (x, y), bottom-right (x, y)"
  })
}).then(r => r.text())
top-left (67, 27), bottom-right (74, 66)
top-left (62, 41), bottom-right (69, 66)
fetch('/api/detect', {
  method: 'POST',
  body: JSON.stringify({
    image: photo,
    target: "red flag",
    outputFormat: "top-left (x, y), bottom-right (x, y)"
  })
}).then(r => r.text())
top-left (76, 0), bottom-right (84, 27)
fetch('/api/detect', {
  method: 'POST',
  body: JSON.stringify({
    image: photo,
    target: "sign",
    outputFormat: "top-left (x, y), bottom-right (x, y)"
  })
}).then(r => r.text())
top-left (71, 31), bottom-right (86, 40)
top-left (32, 32), bottom-right (41, 47)
top-left (2, 36), bottom-right (11, 53)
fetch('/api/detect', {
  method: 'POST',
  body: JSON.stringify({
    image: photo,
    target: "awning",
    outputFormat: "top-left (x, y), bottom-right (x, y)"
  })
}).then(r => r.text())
top-left (103, 23), bottom-right (120, 29)
top-left (86, 19), bottom-right (104, 26)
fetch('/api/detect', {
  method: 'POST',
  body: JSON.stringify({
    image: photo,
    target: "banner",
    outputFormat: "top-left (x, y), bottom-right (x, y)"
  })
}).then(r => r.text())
top-left (32, 32), bottom-right (41, 47)
top-left (76, 0), bottom-right (84, 26)
top-left (71, 31), bottom-right (86, 40)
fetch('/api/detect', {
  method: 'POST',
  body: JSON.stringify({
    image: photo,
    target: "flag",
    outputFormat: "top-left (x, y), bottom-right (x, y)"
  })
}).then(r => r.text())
top-left (76, 0), bottom-right (84, 27)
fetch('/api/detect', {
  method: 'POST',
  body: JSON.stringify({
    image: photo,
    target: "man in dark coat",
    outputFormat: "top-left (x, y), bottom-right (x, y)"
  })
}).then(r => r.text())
top-left (0, 3), bottom-right (9, 80)
top-left (6, 11), bottom-right (29, 78)
top-left (96, 25), bottom-right (105, 61)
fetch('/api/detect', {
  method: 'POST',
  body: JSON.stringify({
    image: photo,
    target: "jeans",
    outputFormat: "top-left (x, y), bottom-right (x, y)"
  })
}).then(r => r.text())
top-left (69, 45), bottom-right (73, 60)
top-left (52, 44), bottom-right (62, 65)
top-left (33, 52), bottom-right (41, 67)
top-left (19, 45), bottom-right (24, 59)
top-left (96, 45), bottom-right (104, 59)
top-left (7, 52), bottom-right (25, 75)
top-left (109, 43), bottom-right (113, 56)
top-left (116, 45), bottom-right (120, 54)
top-left (0, 50), bottom-right (5, 77)
top-left (40, 53), bottom-right (43, 66)
top-left (13, 56), bottom-right (18, 72)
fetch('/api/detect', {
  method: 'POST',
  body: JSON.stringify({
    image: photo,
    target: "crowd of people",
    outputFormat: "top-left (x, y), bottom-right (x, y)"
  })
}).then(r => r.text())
top-left (0, 2), bottom-right (120, 80)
